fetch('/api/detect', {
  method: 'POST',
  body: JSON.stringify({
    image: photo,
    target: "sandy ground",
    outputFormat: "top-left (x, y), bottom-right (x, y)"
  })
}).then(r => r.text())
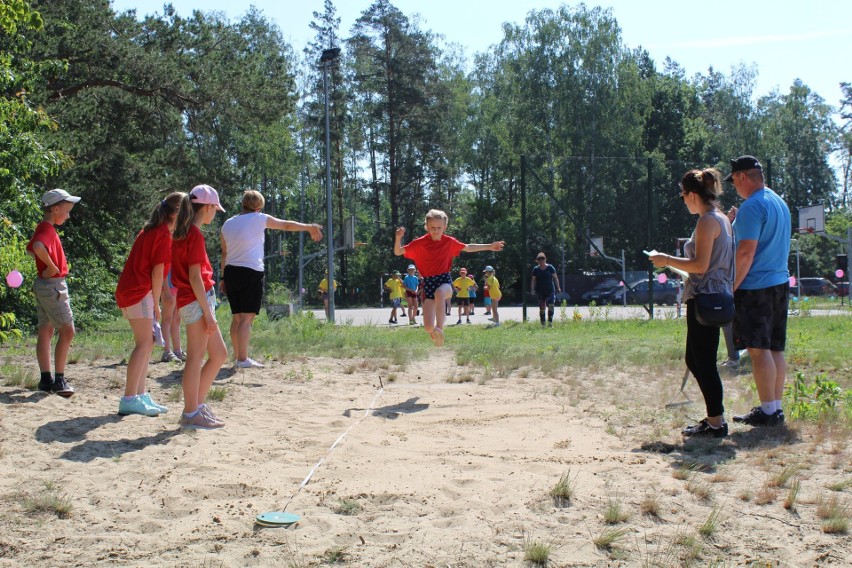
top-left (0, 348), bottom-right (849, 567)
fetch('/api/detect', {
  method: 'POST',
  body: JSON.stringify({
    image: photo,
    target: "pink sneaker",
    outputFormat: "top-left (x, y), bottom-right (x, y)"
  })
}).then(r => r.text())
top-left (430, 327), bottom-right (445, 347)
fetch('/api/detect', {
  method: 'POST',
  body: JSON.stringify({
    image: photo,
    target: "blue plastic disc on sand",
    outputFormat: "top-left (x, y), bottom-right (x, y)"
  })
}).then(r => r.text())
top-left (256, 511), bottom-right (300, 526)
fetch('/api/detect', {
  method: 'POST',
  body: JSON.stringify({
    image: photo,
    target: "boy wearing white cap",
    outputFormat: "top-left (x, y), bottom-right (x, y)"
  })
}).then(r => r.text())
top-left (26, 189), bottom-right (82, 397)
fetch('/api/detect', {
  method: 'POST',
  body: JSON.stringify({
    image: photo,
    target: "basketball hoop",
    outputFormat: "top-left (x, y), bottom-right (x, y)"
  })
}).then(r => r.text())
top-left (797, 205), bottom-right (824, 235)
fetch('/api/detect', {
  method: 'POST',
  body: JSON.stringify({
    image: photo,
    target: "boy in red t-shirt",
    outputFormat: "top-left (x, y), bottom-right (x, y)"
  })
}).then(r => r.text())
top-left (26, 189), bottom-right (81, 397)
top-left (394, 209), bottom-right (504, 346)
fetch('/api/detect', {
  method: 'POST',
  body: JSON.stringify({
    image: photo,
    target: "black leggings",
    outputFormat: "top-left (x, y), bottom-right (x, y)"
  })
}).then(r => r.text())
top-left (685, 299), bottom-right (724, 418)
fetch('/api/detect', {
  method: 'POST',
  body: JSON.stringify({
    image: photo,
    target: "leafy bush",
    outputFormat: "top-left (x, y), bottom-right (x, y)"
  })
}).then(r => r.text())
top-left (786, 371), bottom-right (850, 422)
top-left (0, 225), bottom-right (39, 334)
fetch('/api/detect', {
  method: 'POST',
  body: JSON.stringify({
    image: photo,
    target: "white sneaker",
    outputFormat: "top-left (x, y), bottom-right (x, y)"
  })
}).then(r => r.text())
top-left (235, 358), bottom-right (265, 369)
top-left (161, 350), bottom-right (180, 363)
top-left (179, 411), bottom-right (223, 429)
top-left (199, 404), bottom-right (225, 425)
top-left (152, 321), bottom-right (165, 347)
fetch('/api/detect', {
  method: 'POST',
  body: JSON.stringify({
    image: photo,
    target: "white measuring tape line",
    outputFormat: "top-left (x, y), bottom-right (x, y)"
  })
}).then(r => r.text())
top-left (281, 383), bottom-right (385, 511)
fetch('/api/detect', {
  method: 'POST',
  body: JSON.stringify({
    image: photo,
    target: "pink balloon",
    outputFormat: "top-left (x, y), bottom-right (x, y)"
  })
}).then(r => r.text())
top-left (657, 273), bottom-right (668, 284)
top-left (619, 281), bottom-right (624, 287)
top-left (5, 270), bottom-right (23, 288)
top-left (836, 269), bottom-right (845, 279)
top-left (789, 276), bottom-right (797, 287)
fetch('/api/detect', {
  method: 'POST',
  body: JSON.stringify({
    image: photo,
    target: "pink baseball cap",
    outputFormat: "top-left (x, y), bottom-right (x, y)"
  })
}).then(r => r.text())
top-left (190, 184), bottom-right (225, 211)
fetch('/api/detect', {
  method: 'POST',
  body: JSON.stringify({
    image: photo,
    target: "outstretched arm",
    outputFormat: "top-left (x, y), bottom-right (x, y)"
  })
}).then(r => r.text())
top-left (463, 241), bottom-right (505, 253)
top-left (394, 227), bottom-right (406, 256)
top-left (266, 217), bottom-right (323, 242)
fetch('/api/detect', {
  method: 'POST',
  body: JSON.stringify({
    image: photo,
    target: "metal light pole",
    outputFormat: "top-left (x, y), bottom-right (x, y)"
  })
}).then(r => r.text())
top-left (321, 47), bottom-right (340, 323)
top-left (791, 238), bottom-right (802, 297)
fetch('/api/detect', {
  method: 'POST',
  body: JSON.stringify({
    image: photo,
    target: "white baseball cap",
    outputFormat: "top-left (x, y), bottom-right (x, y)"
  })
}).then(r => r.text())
top-left (41, 189), bottom-right (81, 207)
top-left (483, 265), bottom-right (494, 272)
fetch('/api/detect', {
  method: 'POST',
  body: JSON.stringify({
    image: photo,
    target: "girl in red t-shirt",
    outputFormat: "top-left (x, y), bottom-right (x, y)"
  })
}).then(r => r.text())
top-left (171, 185), bottom-right (228, 429)
top-left (394, 209), bottom-right (505, 346)
top-left (115, 192), bottom-right (185, 417)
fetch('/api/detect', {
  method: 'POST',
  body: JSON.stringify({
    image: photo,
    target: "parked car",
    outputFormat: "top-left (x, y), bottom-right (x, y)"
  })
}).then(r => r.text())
top-left (581, 278), bottom-right (621, 304)
top-left (606, 279), bottom-right (678, 306)
top-left (796, 277), bottom-right (839, 297)
top-left (553, 291), bottom-right (572, 305)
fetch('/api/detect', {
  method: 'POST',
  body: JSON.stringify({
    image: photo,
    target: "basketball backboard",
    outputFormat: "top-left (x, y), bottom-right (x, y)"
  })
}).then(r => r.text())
top-left (797, 204), bottom-right (825, 234)
top-left (589, 236), bottom-right (604, 256)
top-left (344, 216), bottom-right (356, 249)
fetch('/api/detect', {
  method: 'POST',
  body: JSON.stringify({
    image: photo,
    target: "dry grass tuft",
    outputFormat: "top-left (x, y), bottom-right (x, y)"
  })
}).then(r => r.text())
top-left (783, 478), bottom-right (801, 512)
top-left (640, 491), bottom-right (662, 518)
top-left (754, 486), bottom-right (778, 505)
top-left (768, 464), bottom-right (800, 488)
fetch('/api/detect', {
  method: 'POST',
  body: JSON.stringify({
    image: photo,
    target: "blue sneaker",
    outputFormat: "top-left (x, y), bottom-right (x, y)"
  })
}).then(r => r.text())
top-left (140, 392), bottom-right (168, 414)
top-left (118, 396), bottom-right (160, 417)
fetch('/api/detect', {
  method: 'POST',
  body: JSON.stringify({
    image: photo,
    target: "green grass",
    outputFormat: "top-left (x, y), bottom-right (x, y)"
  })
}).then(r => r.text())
top-left (206, 386), bottom-right (227, 402)
top-left (333, 498), bottom-right (361, 516)
top-left (593, 526), bottom-right (631, 549)
top-left (0, 363), bottom-right (38, 389)
top-left (3, 312), bottom-right (850, 393)
top-left (603, 496), bottom-right (630, 524)
top-left (698, 506), bottom-right (723, 537)
top-left (21, 481), bottom-right (73, 518)
top-left (522, 537), bottom-right (551, 565)
top-left (549, 470), bottom-right (577, 507)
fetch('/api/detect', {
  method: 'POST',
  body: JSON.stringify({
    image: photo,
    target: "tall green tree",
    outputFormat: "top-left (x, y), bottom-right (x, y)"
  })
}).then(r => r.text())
top-left (758, 80), bottom-right (837, 211)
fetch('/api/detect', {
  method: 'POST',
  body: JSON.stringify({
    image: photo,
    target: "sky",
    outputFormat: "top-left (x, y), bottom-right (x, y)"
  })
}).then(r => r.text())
top-left (111, 0), bottom-right (852, 107)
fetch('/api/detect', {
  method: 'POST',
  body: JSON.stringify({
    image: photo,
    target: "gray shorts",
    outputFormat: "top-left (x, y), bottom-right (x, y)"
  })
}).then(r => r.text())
top-left (33, 278), bottom-right (74, 328)
top-left (179, 289), bottom-right (217, 325)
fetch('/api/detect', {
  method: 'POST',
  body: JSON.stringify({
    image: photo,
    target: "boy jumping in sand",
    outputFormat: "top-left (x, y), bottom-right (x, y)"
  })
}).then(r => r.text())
top-left (394, 209), bottom-right (504, 346)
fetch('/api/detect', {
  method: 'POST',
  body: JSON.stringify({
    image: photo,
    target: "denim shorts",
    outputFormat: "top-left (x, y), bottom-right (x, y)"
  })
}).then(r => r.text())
top-left (179, 289), bottom-right (217, 325)
top-left (121, 292), bottom-right (154, 320)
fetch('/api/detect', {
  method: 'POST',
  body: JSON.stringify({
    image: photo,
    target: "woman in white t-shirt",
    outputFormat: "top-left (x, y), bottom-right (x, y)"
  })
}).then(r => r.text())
top-left (220, 190), bottom-right (322, 368)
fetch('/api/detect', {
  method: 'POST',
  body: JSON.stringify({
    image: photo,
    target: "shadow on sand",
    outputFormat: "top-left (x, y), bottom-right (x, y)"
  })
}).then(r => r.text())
top-left (343, 397), bottom-right (430, 420)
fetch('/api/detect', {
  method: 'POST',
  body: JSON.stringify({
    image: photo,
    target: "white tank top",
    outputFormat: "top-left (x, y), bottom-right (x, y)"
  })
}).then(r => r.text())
top-left (220, 212), bottom-right (269, 272)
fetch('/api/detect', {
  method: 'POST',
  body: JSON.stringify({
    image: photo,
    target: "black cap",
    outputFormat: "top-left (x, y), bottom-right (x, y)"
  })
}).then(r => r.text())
top-left (723, 155), bottom-right (762, 181)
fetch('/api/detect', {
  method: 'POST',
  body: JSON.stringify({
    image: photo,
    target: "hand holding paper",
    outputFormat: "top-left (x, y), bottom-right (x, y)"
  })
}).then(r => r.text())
top-left (644, 249), bottom-right (689, 279)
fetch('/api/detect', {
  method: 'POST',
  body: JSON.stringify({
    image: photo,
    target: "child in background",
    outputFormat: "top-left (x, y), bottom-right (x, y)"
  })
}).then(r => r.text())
top-left (159, 272), bottom-right (185, 362)
top-left (394, 209), bottom-right (504, 346)
top-left (115, 192), bottom-right (184, 416)
top-left (26, 189), bottom-right (81, 398)
top-left (384, 270), bottom-right (405, 324)
top-left (482, 274), bottom-right (492, 317)
top-left (484, 266), bottom-right (502, 326)
top-left (452, 268), bottom-right (476, 324)
top-left (402, 264), bottom-right (420, 325)
top-left (171, 185), bottom-right (228, 429)
top-left (318, 272), bottom-right (337, 320)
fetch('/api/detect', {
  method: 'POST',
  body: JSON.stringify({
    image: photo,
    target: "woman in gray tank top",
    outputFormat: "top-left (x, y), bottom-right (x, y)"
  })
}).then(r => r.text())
top-left (650, 168), bottom-right (734, 438)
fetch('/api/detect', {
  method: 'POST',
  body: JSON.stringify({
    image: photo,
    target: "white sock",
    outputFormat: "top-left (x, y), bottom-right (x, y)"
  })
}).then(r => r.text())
top-left (183, 409), bottom-right (199, 418)
top-left (760, 402), bottom-right (775, 415)
top-left (774, 400), bottom-right (783, 413)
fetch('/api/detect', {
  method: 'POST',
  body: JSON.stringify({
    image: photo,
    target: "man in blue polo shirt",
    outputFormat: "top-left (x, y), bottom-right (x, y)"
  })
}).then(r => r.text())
top-left (727, 155), bottom-right (791, 428)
